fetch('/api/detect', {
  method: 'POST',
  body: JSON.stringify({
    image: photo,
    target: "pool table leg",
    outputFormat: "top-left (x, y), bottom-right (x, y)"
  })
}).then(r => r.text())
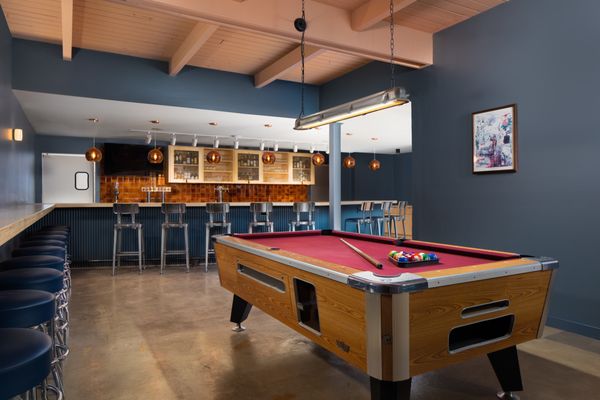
top-left (230, 294), bottom-right (253, 332)
top-left (369, 377), bottom-right (411, 400)
top-left (487, 346), bottom-right (523, 399)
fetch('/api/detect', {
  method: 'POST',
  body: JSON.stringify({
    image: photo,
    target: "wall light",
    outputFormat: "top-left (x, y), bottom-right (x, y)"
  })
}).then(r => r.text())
top-left (12, 129), bottom-right (23, 142)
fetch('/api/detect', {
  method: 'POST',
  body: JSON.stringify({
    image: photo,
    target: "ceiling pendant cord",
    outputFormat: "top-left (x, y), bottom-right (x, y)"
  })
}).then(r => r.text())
top-left (390, 0), bottom-right (395, 89)
top-left (296, 0), bottom-right (307, 119)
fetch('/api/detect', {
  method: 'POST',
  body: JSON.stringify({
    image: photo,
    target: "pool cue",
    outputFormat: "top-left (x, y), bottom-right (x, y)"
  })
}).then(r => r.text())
top-left (339, 238), bottom-right (383, 269)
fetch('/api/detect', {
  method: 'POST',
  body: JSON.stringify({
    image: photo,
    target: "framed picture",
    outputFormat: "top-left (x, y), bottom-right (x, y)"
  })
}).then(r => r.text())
top-left (472, 104), bottom-right (517, 173)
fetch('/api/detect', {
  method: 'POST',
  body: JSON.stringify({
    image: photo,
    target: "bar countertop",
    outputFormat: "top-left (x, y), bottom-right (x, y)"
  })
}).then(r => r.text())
top-left (53, 201), bottom-right (400, 208)
top-left (0, 203), bottom-right (55, 247)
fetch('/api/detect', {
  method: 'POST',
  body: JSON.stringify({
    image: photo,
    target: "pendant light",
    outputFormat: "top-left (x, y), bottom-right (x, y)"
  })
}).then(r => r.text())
top-left (262, 151), bottom-right (276, 165)
top-left (85, 118), bottom-right (102, 162)
top-left (369, 139), bottom-right (380, 171)
top-left (148, 134), bottom-right (164, 164)
top-left (343, 153), bottom-right (356, 169)
top-left (206, 150), bottom-right (221, 164)
top-left (312, 151), bottom-right (325, 166)
top-left (294, 0), bottom-right (409, 130)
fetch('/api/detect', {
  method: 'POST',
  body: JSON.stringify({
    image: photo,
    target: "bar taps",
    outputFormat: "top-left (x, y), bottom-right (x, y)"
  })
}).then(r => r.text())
top-left (113, 181), bottom-right (120, 203)
top-left (215, 185), bottom-right (228, 202)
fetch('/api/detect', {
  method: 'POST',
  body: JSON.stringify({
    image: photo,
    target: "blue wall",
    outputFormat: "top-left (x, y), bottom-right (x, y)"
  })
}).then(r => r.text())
top-left (0, 9), bottom-right (36, 205)
top-left (322, 0), bottom-right (600, 339)
top-left (12, 40), bottom-right (319, 119)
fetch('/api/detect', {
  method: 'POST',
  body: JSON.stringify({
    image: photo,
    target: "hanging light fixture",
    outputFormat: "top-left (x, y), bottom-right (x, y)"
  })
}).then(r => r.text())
top-left (85, 118), bottom-right (102, 162)
top-left (312, 152), bottom-right (325, 166)
top-left (369, 138), bottom-right (380, 171)
top-left (294, 0), bottom-right (409, 130)
top-left (262, 151), bottom-right (276, 165)
top-left (206, 150), bottom-right (221, 164)
top-left (148, 133), bottom-right (163, 164)
top-left (343, 154), bottom-right (356, 169)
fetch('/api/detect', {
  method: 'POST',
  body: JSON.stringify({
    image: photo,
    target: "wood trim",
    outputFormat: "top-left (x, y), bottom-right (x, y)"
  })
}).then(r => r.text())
top-left (0, 204), bottom-right (55, 247)
top-left (417, 257), bottom-right (537, 279)
top-left (61, 0), bottom-right (73, 60)
top-left (351, 0), bottom-right (417, 32)
top-left (169, 22), bottom-right (219, 76)
top-left (254, 45), bottom-right (324, 88)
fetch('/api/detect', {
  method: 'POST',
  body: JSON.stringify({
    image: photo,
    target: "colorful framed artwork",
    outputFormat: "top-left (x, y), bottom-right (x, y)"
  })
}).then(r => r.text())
top-left (472, 104), bottom-right (517, 174)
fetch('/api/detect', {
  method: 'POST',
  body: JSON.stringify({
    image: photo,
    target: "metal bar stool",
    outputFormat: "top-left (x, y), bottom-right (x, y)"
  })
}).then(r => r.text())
top-left (112, 203), bottom-right (145, 275)
top-left (373, 201), bottom-right (394, 236)
top-left (344, 201), bottom-right (375, 234)
top-left (205, 202), bottom-right (231, 272)
top-left (249, 202), bottom-right (274, 233)
top-left (160, 203), bottom-right (190, 274)
top-left (288, 202), bottom-right (316, 231)
top-left (389, 201), bottom-right (408, 239)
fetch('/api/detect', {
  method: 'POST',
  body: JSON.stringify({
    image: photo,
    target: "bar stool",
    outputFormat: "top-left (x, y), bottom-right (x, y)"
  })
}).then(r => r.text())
top-left (11, 245), bottom-right (71, 299)
top-left (344, 201), bottom-right (375, 234)
top-left (0, 328), bottom-right (53, 400)
top-left (288, 202), bottom-right (316, 231)
top-left (112, 203), bottom-right (145, 275)
top-left (205, 202), bottom-right (231, 272)
top-left (372, 201), bottom-right (394, 236)
top-left (0, 291), bottom-right (63, 399)
top-left (249, 202), bottom-right (274, 233)
top-left (160, 203), bottom-right (190, 274)
top-left (389, 200), bottom-right (408, 239)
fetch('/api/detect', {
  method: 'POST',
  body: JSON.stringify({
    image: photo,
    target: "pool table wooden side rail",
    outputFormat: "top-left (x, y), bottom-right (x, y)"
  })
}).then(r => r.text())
top-left (215, 242), bottom-right (369, 372)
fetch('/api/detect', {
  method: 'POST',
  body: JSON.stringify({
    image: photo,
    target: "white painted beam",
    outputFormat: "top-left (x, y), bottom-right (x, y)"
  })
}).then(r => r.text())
top-left (254, 45), bottom-right (324, 88)
top-left (169, 22), bottom-right (219, 76)
top-left (61, 0), bottom-right (73, 61)
top-left (351, 0), bottom-right (417, 32)
top-left (113, 0), bottom-right (433, 68)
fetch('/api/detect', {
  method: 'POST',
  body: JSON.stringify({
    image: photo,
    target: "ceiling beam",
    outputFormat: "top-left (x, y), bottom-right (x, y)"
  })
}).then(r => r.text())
top-left (254, 45), bottom-right (324, 88)
top-left (169, 22), bottom-right (219, 76)
top-left (112, 0), bottom-right (433, 68)
top-left (351, 0), bottom-right (417, 32)
top-left (61, 0), bottom-right (73, 61)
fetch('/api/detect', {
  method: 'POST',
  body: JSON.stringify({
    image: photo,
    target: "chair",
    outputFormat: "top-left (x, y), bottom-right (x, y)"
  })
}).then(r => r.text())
top-left (112, 203), bottom-right (145, 275)
top-left (160, 203), bottom-right (190, 274)
top-left (372, 201), bottom-right (394, 236)
top-left (344, 201), bottom-right (375, 234)
top-left (249, 202), bottom-right (274, 233)
top-left (288, 202), bottom-right (316, 231)
top-left (389, 201), bottom-right (408, 239)
top-left (205, 203), bottom-right (231, 272)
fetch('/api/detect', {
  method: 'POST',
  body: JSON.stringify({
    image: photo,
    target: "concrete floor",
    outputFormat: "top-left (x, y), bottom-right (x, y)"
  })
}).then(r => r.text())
top-left (64, 266), bottom-right (600, 399)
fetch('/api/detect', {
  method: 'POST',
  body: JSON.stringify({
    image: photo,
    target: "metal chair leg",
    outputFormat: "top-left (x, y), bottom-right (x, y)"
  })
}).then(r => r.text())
top-left (137, 228), bottom-right (143, 274)
top-left (112, 227), bottom-right (118, 276)
top-left (116, 229), bottom-right (122, 268)
top-left (184, 225), bottom-right (190, 273)
top-left (160, 226), bottom-right (165, 274)
top-left (205, 224), bottom-right (210, 272)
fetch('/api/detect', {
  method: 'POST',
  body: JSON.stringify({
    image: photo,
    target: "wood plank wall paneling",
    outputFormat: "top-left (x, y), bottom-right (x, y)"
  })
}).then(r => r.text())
top-left (100, 176), bottom-right (309, 203)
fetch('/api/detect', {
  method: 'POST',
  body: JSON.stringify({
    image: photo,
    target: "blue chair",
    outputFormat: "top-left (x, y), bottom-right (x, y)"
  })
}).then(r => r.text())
top-left (0, 328), bottom-right (53, 399)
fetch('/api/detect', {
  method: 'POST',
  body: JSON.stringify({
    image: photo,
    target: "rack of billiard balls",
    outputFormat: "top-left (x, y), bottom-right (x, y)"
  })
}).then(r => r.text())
top-left (388, 250), bottom-right (439, 267)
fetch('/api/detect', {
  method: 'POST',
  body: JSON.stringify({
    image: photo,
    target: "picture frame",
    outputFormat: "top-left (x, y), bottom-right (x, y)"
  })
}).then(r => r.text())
top-left (472, 104), bottom-right (517, 174)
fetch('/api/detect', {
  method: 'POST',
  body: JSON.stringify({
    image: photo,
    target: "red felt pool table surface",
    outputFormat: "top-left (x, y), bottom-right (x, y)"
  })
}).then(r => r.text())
top-left (234, 230), bottom-right (521, 277)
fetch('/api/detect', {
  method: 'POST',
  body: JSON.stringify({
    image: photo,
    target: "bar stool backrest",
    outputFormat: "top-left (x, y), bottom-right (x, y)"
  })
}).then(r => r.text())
top-left (250, 202), bottom-right (273, 222)
top-left (360, 201), bottom-right (374, 220)
top-left (293, 202), bottom-right (315, 222)
top-left (381, 201), bottom-right (393, 217)
top-left (207, 202), bottom-right (230, 224)
top-left (113, 203), bottom-right (139, 225)
top-left (396, 201), bottom-right (408, 218)
top-left (161, 203), bottom-right (186, 225)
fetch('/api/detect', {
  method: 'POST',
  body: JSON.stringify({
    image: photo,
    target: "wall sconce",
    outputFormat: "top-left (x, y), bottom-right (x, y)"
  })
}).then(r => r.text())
top-left (12, 129), bottom-right (23, 142)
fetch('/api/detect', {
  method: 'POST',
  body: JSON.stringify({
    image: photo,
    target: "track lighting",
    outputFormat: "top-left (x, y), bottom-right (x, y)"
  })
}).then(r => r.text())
top-left (192, 135), bottom-right (198, 147)
top-left (234, 137), bottom-right (240, 149)
top-left (293, 144), bottom-right (298, 153)
top-left (214, 138), bottom-right (220, 148)
top-left (273, 143), bottom-right (279, 152)
top-left (309, 145), bottom-right (315, 154)
top-left (170, 134), bottom-right (176, 146)
top-left (260, 141), bottom-right (265, 151)
top-left (144, 132), bottom-right (152, 145)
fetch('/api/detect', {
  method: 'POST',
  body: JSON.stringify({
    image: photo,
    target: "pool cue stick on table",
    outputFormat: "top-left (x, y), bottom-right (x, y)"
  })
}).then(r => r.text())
top-left (339, 238), bottom-right (383, 269)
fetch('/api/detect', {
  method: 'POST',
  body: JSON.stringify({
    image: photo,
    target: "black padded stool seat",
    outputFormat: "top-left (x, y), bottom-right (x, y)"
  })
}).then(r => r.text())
top-left (0, 268), bottom-right (64, 293)
top-left (0, 290), bottom-right (55, 328)
top-left (19, 239), bottom-right (66, 248)
top-left (27, 232), bottom-right (68, 241)
top-left (13, 245), bottom-right (66, 259)
top-left (0, 328), bottom-right (53, 399)
top-left (40, 225), bottom-right (70, 233)
top-left (0, 255), bottom-right (65, 272)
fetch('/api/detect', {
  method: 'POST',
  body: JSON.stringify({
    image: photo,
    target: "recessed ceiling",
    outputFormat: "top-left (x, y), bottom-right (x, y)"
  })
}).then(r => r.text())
top-left (13, 90), bottom-right (412, 154)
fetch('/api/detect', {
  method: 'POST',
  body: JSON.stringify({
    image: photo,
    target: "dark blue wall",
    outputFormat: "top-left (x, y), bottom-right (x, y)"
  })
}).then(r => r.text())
top-left (0, 8), bottom-right (36, 205)
top-left (12, 40), bottom-right (319, 118)
top-left (322, 0), bottom-right (600, 339)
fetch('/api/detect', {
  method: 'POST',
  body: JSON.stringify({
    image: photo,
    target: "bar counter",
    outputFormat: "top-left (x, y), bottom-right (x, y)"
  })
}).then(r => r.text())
top-left (1, 202), bottom-right (412, 266)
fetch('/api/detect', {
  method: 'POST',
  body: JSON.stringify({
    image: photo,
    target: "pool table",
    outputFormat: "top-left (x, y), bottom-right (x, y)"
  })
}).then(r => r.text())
top-left (214, 230), bottom-right (558, 400)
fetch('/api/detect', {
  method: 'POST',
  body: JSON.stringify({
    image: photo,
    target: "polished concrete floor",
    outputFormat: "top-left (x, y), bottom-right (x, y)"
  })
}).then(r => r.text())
top-left (64, 266), bottom-right (600, 399)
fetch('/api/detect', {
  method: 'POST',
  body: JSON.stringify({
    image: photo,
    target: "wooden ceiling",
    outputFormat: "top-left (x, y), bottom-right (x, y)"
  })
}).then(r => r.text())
top-left (0, 0), bottom-right (506, 86)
